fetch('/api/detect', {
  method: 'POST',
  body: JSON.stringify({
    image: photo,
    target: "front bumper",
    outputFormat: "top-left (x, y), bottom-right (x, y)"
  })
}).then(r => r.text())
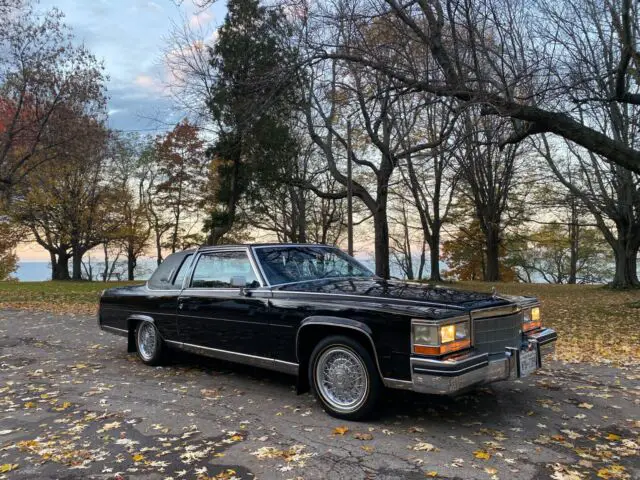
top-left (406, 328), bottom-right (557, 395)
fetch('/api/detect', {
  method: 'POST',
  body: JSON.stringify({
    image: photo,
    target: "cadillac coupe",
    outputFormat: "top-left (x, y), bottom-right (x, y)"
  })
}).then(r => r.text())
top-left (98, 244), bottom-right (557, 419)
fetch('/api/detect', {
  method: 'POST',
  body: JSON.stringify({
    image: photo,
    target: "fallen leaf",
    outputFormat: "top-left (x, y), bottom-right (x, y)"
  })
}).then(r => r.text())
top-left (577, 402), bottom-right (593, 409)
top-left (0, 464), bottom-right (18, 473)
top-left (413, 442), bottom-right (437, 452)
top-left (333, 426), bottom-right (349, 435)
top-left (354, 432), bottom-right (373, 441)
top-left (473, 450), bottom-right (491, 460)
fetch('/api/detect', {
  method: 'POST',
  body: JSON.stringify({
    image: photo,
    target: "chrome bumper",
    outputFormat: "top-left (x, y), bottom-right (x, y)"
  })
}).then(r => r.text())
top-left (398, 328), bottom-right (557, 395)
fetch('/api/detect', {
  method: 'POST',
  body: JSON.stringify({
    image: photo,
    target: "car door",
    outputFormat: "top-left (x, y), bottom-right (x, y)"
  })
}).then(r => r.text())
top-left (176, 248), bottom-right (271, 358)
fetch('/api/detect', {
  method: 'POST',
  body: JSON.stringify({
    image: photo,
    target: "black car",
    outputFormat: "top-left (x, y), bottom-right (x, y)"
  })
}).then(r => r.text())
top-left (98, 243), bottom-right (557, 419)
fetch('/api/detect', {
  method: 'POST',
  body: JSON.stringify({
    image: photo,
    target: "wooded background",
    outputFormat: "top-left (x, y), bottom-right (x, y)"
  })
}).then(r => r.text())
top-left (0, 0), bottom-right (638, 287)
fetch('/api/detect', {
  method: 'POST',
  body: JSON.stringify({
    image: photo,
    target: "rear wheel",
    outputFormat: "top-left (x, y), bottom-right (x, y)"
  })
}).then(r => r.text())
top-left (309, 335), bottom-right (381, 420)
top-left (135, 321), bottom-right (164, 366)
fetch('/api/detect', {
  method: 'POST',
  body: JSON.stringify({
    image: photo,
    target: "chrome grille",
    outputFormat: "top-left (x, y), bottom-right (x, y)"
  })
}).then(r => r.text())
top-left (473, 312), bottom-right (523, 355)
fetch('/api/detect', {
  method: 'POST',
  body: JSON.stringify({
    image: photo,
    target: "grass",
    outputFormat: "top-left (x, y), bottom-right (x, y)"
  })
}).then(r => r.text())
top-left (0, 280), bottom-right (638, 364)
top-left (0, 281), bottom-right (140, 315)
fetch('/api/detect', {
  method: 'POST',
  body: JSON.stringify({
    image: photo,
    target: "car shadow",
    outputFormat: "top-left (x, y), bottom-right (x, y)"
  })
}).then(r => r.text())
top-left (162, 349), bottom-right (514, 423)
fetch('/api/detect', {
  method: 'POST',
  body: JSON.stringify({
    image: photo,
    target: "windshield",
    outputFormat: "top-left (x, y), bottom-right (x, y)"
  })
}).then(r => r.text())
top-left (254, 245), bottom-right (374, 286)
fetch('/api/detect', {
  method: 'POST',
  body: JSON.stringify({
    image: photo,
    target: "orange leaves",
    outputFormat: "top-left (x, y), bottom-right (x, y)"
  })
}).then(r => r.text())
top-left (332, 426), bottom-right (349, 436)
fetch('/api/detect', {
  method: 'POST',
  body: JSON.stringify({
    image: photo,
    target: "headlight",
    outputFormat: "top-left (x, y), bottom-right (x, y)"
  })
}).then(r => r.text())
top-left (413, 325), bottom-right (438, 345)
top-left (522, 306), bottom-right (542, 332)
top-left (412, 318), bottom-right (471, 356)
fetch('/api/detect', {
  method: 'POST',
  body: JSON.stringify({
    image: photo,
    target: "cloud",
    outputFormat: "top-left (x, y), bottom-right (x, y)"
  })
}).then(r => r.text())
top-left (189, 10), bottom-right (214, 28)
top-left (134, 74), bottom-right (164, 93)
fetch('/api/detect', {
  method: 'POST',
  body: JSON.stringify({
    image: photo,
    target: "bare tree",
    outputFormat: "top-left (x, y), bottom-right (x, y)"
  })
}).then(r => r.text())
top-left (306, 0), bottom-right (640, 174)
top-left (458, 116), bottom-right (523, 281)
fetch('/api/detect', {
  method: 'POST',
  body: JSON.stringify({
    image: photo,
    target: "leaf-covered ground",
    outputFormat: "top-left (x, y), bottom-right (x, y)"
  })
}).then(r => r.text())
top-left (458, 282), bottom-right (640, 365)
top-left (0, 310), bottom-right (638, 480)
top-left (0, 280), bottom-right (638, 364)
top-left (0, 281), bottom-right (138, 316)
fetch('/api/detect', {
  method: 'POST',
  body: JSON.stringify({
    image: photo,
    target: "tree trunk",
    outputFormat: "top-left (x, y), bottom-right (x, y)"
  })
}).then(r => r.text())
top-left (373, 208), bottom-right (390, 279)
top-left (568, 205), bottom-right (579, 284)
top-left (102, 243), bottom-right (109, 282)
top-left (127, 245), bottom-right (136, 281)
top-left (428, 227), bottom-right (442, 281)
top-left (72, 250), bottom-right (83, 280)
top-left (297, 190), bottom-right (307, 243)
top-left (155, 230), bottom-right (163, 266)
top-left (484, 226), bottom-right (501, 282)
top-left (49, 251), bottom-right (58, 280)
top-left (612, 241), bottom-right (639, 288)
top-left (53, 253), bottom-right (70, 281)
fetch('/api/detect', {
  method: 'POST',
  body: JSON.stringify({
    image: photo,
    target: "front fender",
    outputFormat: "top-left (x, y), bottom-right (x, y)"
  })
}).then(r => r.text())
top-left (295, 315), bottom-right (374, 361)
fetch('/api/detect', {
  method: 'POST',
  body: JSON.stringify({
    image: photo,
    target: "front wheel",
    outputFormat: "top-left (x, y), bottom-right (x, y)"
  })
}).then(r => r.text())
top-left (309, 335), bottom-right (381, 420)
top-left (135, 321), bottom-right (164, 366)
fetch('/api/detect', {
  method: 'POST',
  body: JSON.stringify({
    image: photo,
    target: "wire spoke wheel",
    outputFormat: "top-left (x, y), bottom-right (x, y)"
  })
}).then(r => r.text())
top-left (137, 322), bottom-right (157, 361)
top-left (315, 346), bottom-right (369, 414)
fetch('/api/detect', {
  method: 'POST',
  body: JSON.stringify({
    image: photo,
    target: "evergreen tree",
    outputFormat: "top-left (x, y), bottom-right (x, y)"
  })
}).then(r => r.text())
top-left (203, 0), bottom-right (299, 244)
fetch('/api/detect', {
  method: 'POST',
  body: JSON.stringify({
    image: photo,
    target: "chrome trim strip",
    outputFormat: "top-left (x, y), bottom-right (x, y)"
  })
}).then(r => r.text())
top-left (382, 378), bottom-right (413, 390)
top-left (101, 325), bottom-right (128, 337)
top-left (410, 315), bottom-right (470, 326)
top-left (295, 321), bottom-right (385, 380)
top-left (127, 314), bottom-right (154, 324)
top-left (185, 247), bottom-right (266, 289)
top-left (470, 304), bottom-right (521, 320)
top-left (169, 341), bottom-right (298, 375)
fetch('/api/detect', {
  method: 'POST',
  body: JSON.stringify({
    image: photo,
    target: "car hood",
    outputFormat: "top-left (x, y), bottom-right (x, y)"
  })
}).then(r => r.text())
top-left (272, 278), bottom-right (514, 314)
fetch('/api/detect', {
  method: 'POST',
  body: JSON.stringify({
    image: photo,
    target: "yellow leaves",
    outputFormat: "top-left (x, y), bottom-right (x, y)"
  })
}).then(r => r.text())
top-left (605, 433), bottom-right (621, 441)
top-left (0, 464), bottom-right (18, 473)
top-left (52, 401), bottom-right (72, 411)
top-left (597, 465), bottom-right (626, 479)
top-left (333, 426), bottom-right (349, 436)
top-left (23, 401), bottom-right (36, 408)
top-left (473, 449), bottom-right (491, 460)
top-left (228, 435), bottom-right (243, 442)
top-left (361, 445), bottom-right (374, 453)
top-left (425, 472), bottom-right (438, 478)
top-left (353, 432), bottom-right (373, 441)
top-left (131, 453), bottom-right (145, 462)
top-left (577, 403), bottom-right (594, 409)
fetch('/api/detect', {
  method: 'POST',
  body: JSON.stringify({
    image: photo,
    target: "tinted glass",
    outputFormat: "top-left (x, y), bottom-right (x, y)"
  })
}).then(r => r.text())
top-left (190, 251), bottom-right (260, 288)
top-left (172, 254), bottom-right (193, 288)
top-left (148, 253), bottom-right (189, 290)
top-left (255, 246), bottom-right (374, 285)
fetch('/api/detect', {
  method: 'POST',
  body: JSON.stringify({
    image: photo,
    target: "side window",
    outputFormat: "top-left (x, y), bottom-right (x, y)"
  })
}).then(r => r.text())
top-left (172, 254), bottom-right (193, 288)
top-left (190, 251), bottom-right (260, 289)
top-left (148, 253), bottom-right (188, 290)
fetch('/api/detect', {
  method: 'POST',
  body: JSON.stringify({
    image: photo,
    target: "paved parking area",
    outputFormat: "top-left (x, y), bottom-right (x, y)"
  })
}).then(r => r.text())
top-left (0, 309), bottom-right (638, 479)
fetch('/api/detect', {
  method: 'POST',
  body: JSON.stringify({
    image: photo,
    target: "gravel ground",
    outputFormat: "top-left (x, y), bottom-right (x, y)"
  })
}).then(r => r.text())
top-left (0, 309), bottom-right (638, 480)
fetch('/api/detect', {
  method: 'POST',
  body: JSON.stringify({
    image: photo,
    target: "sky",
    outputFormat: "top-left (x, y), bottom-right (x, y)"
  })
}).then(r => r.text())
top-left (17, 0), bottom-right (226, 261)
top-left (38, 0), bottom-right (225, 134)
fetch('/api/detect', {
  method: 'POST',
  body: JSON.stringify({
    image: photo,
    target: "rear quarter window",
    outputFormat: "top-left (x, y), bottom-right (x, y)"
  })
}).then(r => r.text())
top-left (148, 253), bottom-right (192, 290)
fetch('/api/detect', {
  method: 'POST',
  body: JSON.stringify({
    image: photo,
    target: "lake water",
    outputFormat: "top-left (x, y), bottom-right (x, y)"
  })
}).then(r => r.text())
top-left (14, 257), bottom-right (439, 282)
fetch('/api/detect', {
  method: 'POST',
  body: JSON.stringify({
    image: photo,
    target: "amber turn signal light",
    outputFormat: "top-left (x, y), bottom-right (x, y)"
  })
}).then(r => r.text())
top-left (414, 339), bottom-right (471, 356)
